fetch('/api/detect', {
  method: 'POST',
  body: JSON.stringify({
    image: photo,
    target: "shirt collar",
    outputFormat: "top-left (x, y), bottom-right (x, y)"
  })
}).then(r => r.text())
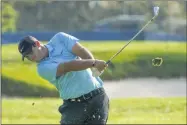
top-left (44, 44), bottom-right (54, 57)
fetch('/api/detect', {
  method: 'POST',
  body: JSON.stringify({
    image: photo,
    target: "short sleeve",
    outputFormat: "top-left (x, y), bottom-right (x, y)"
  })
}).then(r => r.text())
top-left (57, 32), bottom-right (79, 52)
top-left (37, 62), bottom-right (59, 82)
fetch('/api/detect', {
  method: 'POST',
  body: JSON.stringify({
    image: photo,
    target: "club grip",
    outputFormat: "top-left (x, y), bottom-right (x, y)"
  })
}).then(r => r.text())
top-left (106, 60), bottom-right (111, 64)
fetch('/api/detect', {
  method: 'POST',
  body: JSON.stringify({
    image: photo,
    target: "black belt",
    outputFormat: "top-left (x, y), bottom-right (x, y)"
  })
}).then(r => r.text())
top-left (66, 88), bottom-right (105, 102)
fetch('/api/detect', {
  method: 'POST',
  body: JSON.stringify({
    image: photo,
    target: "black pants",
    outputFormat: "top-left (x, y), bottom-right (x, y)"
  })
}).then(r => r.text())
top-left (58, 88), bottom-right (109, 124)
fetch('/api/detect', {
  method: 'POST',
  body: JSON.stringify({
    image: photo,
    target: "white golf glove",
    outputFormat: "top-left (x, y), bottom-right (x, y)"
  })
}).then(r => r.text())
top-left (91, 67), bottom-right (104, 77)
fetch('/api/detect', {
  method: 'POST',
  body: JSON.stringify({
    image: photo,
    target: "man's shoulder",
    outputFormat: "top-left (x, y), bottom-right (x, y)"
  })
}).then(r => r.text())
top-left (37, 60), bottom-right (49, 68)
top-left (37, 62), bottom-right (45, 72)
top-left (36, 61), bottom-right (49, 76)
top-left (36, 61), bottom-right (57, 82)
top-left (47, 32), bottom-right (67, 45)
top-left (50, 32), bottom-right (68, 40)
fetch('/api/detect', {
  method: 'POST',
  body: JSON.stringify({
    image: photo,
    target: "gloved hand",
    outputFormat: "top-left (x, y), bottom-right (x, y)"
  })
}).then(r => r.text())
top-left (91, 59), bottom-right (108, 77)
top-left (91, 67), bottom-right (104, 77)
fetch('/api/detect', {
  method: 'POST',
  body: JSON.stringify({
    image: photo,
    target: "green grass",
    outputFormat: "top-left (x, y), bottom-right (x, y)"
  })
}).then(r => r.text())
top-left (2, 97), bottom-right (186, 124)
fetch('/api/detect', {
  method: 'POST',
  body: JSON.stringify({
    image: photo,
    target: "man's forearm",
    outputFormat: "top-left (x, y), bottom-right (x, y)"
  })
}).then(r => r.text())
top-left (65, 59), bottom-right (95, 71)
top-left (57, 59), bottom-right (95, 76)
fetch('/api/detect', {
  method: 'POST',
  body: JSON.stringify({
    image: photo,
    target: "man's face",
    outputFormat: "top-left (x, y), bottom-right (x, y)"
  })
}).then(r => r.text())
top-left (24, 44), bottom-right (44, 62)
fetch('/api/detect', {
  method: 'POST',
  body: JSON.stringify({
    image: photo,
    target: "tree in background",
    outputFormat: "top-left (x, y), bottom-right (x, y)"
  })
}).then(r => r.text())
top-left (1, 1), bottom-right (185, 33)
top-left (2, 1), bottom-right (18, 33)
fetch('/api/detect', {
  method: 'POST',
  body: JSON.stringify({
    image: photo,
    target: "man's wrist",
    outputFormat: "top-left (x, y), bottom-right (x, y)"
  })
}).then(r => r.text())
top-left (92, 60), bottom-right (96, 67)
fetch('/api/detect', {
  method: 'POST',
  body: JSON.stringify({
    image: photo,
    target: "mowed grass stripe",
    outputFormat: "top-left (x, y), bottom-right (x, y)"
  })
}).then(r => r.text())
top-left (2, 41), bottom-right (186, 61)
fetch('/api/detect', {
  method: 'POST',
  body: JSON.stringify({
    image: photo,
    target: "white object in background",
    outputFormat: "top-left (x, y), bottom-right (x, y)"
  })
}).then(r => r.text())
top-left (153, 6), bottom-right (159, 16)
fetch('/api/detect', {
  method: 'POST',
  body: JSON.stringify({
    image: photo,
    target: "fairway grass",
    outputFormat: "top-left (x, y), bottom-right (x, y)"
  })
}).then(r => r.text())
top-left (2, 97), bottom-right (186, 124)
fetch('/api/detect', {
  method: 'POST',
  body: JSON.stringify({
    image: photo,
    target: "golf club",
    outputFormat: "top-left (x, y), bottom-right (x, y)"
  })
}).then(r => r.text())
top-left (106, 6), bottom-right (160, 65)
top-left (92, 7), bottom-right (160, 77)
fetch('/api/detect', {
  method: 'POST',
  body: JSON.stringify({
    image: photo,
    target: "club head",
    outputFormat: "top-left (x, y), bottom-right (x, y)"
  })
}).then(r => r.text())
top-left (152, 57), bottom-right (163, 66)
top-left (153, 6), bottom-right (159, 16)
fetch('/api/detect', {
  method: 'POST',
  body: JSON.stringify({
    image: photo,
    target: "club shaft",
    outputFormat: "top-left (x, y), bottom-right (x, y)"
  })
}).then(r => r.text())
top-left (106, 15), bottom-right (158, 64)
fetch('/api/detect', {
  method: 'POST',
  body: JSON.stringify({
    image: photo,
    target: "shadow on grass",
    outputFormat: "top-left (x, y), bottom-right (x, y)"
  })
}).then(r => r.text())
top-left (2, 75), bottom-right (59, 98)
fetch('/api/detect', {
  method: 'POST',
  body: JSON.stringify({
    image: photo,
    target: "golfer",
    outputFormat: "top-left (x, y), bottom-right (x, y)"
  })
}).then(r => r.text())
top-left (18, 32), bottom-right (109, 124)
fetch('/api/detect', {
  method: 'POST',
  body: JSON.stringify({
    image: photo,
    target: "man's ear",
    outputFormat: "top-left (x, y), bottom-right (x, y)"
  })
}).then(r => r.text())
top-left (35, 41), bottom-right (41, 47)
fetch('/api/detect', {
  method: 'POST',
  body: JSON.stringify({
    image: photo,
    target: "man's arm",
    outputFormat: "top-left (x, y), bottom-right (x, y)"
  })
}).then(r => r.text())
top-left (71, 42), bottom-right (107, 77)
top-left (56, 59), bottom-right (106, 77)
top-left (72, 42), bottom-right (94, 59)
top-left (57, 32), bottom-right (94, 59)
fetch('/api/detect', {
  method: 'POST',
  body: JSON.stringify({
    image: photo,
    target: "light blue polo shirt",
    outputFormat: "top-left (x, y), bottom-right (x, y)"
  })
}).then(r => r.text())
top-left (37, 32), bottom-right (103, 100)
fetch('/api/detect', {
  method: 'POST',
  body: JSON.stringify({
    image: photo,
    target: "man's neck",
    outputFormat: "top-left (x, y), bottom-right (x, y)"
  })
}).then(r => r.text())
top-left (38, 45), bottom-right (49, 62)
top-left (43, 45), bottom-right (49, 58)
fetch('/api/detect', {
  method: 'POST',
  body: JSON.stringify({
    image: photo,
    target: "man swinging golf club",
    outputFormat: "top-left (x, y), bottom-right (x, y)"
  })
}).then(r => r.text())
top-left (18, 6), bottom-right (159, 124)
top-left (18, 32), bottom-right (109, 124)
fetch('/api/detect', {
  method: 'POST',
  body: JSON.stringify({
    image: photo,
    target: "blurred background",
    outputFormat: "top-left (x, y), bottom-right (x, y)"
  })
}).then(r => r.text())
top-left (1, 0), bottom-right (186, 42)
top-left (1, 0), bottom-right (186, 124)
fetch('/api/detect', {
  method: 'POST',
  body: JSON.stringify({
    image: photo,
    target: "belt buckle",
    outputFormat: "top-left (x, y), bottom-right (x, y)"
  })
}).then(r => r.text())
top-left (83, 92), bottom-right (93, 100)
